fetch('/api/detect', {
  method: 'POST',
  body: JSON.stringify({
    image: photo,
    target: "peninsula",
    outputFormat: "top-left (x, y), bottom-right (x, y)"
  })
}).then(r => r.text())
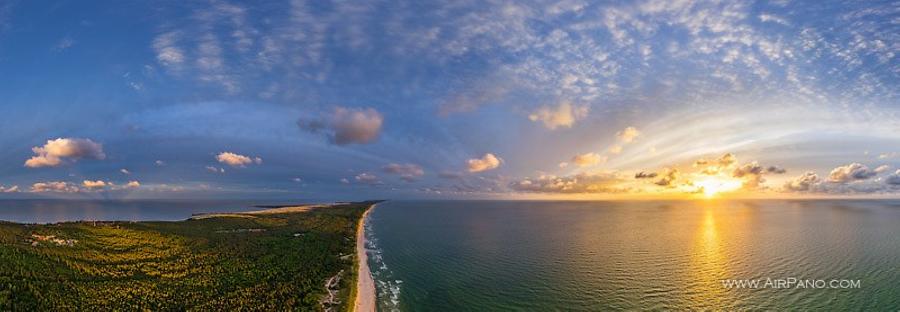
top-left (0, 201), bottom-right (380, 311)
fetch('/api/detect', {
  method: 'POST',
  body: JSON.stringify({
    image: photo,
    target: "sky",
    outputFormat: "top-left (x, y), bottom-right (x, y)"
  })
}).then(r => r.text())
top-left (0, 0), bottom-right (898, 200)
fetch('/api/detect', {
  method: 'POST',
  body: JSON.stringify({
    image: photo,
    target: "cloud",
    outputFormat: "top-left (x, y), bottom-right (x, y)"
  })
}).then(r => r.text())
top-left (216, 152), bottom-right (262, 167)
top-left (608, 145), bottom-right (623, 154)
top-left (82, 180), bottom-right (108, 189)
top-left (0, 185), bottom-right (18, 193)
top-left (694, 153), bottom-right (737, 175)
top-left (354, 173), bottom-right (382, 185)
top-left (570, 152), bottom-right (606, 167)
top-left (528, 101), bottom-right (588, 130)
top-left (874, 165), bottom-right (891, 173)
top-left (616, 126), bottom-right (640, 143)
top-left (510, 173), bottom-right (628, 193)
top-left (467, 153), bottom-right (502, 172)
top-left (634, 171), bottom-right (658, 179)
top-left (31, 181), bottom-right (80, 193)
top-left (438, 171), bottom-right (463, 179)
top-left (120, 169), bottom-right (131, 175)
top-left (653, 168), bottom-right (681, 187)
top-left (123, 181), bottom-right (141, 188)
top-left (299, 107), bottom-right (383, 145)
top-left (292, 177), bottom-right (303, 182)
top-left (383, 163), bottom-right (425, 182)
top-left (340, 178), bottom-right (350, 184)
top-left (24, 138), bottom-right (106, 168)
top-left (783, 172), bottom-right (822, 192)
top-left (206, 166), bottom-right (226, 173)
top-left (438, 84), bottom-right (508, 116)
top-left (887, 170), bottom-right (900, 186)
top-left (155, 160), bottom-right (166, 166)
top-left (828, 163), bottom-right (878, 183)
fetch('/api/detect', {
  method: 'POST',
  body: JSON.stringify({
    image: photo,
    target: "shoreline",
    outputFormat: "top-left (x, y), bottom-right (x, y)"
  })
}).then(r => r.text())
top-left (354, 204), bottom-right (376, 312)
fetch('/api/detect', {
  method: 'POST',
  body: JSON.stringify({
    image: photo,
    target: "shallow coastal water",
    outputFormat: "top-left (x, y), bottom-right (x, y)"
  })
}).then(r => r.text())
top-left (0, 199), bottom-right (305, 223)
top-left (367, 200), bottom-right (900, 311)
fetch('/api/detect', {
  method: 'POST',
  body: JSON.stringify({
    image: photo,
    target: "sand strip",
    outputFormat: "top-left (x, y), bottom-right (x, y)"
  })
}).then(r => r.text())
top-left (354, 205), bottom-right (376, 312)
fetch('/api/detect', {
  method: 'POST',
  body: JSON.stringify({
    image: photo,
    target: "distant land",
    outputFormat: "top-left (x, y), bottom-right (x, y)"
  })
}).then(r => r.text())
top-left (0, 201), bottom-right (380, 311)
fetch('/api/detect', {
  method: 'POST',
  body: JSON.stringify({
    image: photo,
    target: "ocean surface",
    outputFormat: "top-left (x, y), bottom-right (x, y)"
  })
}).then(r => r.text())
top-left (365, 200), bottom-right (900, 311)
top-left (0, 199), bottom-right (306, 223)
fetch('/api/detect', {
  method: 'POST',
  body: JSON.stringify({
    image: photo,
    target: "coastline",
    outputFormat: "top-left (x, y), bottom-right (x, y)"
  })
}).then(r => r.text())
top-left (354, 204), bottom-right (376, 312)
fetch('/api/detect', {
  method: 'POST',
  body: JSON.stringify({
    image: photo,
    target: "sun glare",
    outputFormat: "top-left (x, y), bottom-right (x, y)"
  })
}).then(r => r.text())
top-left (695, 177), bottom-right (743, 198)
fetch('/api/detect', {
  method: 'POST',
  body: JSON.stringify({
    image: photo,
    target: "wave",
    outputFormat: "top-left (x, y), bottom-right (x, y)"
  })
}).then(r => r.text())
top-left (365, 212), bottom-right (402, 311)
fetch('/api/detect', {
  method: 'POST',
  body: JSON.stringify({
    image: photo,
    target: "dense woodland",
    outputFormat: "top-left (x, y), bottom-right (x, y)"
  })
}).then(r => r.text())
top-left (0, 201), bottom-right (376, 311)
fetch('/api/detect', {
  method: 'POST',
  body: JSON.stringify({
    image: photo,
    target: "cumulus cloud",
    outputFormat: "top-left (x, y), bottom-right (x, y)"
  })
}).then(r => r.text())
top-left (82, 180), bottom-right (108, 189)
top-left (123, 181), bottom-right (141, 188)
top-left (354, 173), bottom-right (382, 185)
top-left (467, 153), bottom-right (502, 173)
top-left (570, 152), bottom-right (606, 167)
top-left (783, 172), bottom-right (822, 192)
top-left (216, 152), bottom-right (262, 167)
top-left (616, 126), bottom-right (640, 143)
top-left (510, 173), bottom-right (627, 193)
top-left (654, 168), bottom-right (681, 187)
top-left (887, 170), bottom-right (900, 186)
top-left (695, 153), bottom-right (737, 175)
top-left (299, 107), bottom-right (383, 145)
top-left (383, 163), bottom-right (425, 182)
top-left (828, 163), bottom-right (878, 183)
top-left (732, 161), bottom-right (786, 189)
top-left (31, 181), bottom-right (79, 193)
top-left (634, 171), bottom-right (658, 179)
top-left (528, 101), bottom-right (588, 130)
top-left (24, 138), bottom-right (106, 168)
top-left (0, 185), bottom-right (18, 193)
top-left (874, 165), bottom-right (891, 173)
top-left (206, 166), bottom-right (226, 173)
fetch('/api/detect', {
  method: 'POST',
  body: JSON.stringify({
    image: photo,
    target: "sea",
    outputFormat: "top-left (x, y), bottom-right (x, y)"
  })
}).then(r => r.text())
top-left (364, 200), bottom-right (900, 311)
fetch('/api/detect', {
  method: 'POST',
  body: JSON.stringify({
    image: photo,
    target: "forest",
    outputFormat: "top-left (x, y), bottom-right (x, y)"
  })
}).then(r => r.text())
top-left (0, 201), bottom-right (377, 311)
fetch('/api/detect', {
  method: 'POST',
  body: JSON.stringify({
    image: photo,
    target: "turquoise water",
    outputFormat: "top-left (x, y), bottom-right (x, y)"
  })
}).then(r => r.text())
top-left (365, 200), bottom-right (900, 311)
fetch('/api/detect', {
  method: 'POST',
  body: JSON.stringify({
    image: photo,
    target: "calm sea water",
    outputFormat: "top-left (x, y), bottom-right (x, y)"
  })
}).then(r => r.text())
top-left (365, 200), bottom-right (900, 311)
top-left (0, 199), bottom-right (305, 223)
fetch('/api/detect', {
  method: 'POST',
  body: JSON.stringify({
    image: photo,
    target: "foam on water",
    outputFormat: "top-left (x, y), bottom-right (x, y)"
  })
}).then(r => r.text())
top-left (365, 211), bottom-right (403, 311)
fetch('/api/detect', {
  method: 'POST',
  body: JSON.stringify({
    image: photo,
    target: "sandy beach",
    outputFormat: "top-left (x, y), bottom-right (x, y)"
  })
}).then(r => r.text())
top-left (354, 205), bottom-right (376, 312)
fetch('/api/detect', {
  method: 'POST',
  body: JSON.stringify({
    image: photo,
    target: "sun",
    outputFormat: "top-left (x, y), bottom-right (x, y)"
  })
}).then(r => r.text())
top-left (694, 177), bottom-right (743, 198)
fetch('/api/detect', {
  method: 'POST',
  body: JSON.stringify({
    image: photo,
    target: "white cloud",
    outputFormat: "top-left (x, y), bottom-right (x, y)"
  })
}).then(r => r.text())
top-left (206, 166), bottom-right (226, 173)
top-left (383, 163), bottom-right (425, 182)
top-left (123, 181), bottom-right (141, 188)
top-left (570, 152), bottom-right (606, 167)
top-left (528, 101), bottom-right (588, 130)
top-left (616, 126), bottom-right (640, 143)
top-left (120, 169), bottom-right (131, 175)
top-left (354, 173), bottom-right (381, 185)
top-left (0, 185), bottom-right (18, 193)
top-left (24, 138), bottom-right (106, 168)
top-left (467, 153), bottom-right (502, 173)
top-left (828, 163), bottom-right (878, 183)
top-left (82, 180), bottom-right (108, 189)
top-left (608, 145), bottom-right (623, 154)
top-left (887, 170), bottom-right (900, 186)
top-left (510, 173), bottom-right (627, 193)
top-left (31, 181), bottom-right (79, 193)
top-left (784, 172), bottom-right (821, 192)
top-left (155, 160), bottom-right (166, 166)
top-left (216, 152), bottom-right (261, 167)
top-left (299, 107), bottom-right (384, 145)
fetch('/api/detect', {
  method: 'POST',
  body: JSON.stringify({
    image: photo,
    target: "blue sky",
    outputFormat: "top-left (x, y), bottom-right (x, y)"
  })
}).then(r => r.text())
top-left (0, 0), bottom-right (898, 200)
